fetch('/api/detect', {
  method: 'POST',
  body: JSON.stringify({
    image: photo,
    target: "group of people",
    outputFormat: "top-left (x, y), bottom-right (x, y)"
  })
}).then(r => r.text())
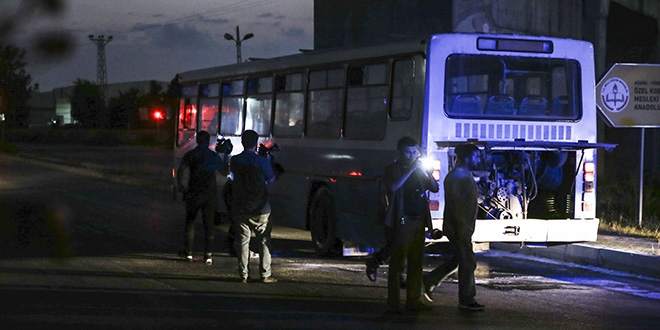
top-left (176, 129), bottom-right (484, 312)
top-left (367, 137), bottom-right (484, 314)
top-left (176, 129), bottom-right (277, 283)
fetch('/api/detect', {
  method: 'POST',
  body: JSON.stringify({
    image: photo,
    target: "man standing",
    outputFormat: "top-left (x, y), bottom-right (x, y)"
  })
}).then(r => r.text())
top-left (384, 137), bottom-right (439, 314)
top-left (423, 143), bottom-right (484, 311)
top-left (176, 130), bottom-right (227, 265)
top-left (231, 130), bottom-right (277, 283)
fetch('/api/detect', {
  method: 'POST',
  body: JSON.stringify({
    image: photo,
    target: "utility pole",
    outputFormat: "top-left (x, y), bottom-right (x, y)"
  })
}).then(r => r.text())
top-left (224, 26), bottom-right (254, 63)
top-left (88, 34), bottom-right (113, 95)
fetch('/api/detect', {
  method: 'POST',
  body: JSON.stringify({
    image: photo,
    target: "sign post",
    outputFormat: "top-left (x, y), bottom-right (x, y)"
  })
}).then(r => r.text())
top-left (596, 63), bottom-right (660, 227)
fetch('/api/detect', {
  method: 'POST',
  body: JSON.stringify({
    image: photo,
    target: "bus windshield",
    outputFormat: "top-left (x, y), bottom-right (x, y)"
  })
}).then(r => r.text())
top-left (444, 54), bottom-right (581, 121)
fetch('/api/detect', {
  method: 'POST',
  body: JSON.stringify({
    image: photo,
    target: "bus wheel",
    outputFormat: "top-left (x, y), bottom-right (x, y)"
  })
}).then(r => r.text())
top-left (309, 187), bottom-right (341, 257)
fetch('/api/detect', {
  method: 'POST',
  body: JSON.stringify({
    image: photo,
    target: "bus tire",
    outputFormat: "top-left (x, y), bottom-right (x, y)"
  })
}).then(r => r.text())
top-left (308, 187), bottom-right (341, 257)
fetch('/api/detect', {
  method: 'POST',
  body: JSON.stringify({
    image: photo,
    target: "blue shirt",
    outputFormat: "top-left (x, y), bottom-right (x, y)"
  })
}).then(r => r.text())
top-left (230, 150), bottom-right (275, 215)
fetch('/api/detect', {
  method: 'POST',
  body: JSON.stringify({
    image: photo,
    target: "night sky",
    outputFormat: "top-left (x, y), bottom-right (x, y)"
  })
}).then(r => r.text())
top-left (4, 0), bottom-right (313, 91)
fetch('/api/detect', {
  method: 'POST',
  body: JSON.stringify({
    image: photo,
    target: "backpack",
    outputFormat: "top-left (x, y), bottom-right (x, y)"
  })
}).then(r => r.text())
top-left (230, 160), bottom-right (268, 214)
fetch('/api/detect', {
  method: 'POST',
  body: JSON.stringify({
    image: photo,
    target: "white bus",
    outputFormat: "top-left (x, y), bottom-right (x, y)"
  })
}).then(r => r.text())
top-left (173, 33), bottom-right (614, 256)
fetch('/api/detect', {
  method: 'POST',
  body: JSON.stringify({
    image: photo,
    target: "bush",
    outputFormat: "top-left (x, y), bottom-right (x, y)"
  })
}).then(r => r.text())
top-left (598, 172), bottom-right (660, 238)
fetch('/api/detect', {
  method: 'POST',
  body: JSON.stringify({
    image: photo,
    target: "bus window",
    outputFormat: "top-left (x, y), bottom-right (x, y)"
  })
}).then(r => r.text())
top-left (390, 59), bottom-right (414, 120)
top-left (199, 83), bottom-right (220, 135)
top-left (307, 69), bottom-right (343, 139)
top-left (200, 99), bottom-right (219, 136)
top-left (445, 54), bottom-right (581, 121)
top-left (274, 73), bottom-right (303, 137)
top-left (246, 77), bottom-right (273, 136)
top-left (177, 98), bottom-right (197, 146)
top-left (345, 63), bottom-right (388, 140)
top-left (177, 85), bottom-right (198, 146)
top-left (220, 80), bottom-right (244, 136)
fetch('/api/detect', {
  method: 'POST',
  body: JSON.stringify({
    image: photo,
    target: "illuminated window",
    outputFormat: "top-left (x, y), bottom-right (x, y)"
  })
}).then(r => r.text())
top-left (444, 54), bottom-right (581, 121)
top-left (273, 73), bottom-right (303, 137)
top-left (307, 69), bottom-right (343, 139)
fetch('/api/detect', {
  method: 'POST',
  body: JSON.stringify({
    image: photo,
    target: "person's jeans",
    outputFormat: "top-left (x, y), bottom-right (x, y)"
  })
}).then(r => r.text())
top-left (387, 220), bottom-right (425, 309)
top-left (424, 233), bottom-right (476, 304)
top-left (184, 196), bottom-right (215, 258)
top-left (234, 213), bottom-right (272, 279)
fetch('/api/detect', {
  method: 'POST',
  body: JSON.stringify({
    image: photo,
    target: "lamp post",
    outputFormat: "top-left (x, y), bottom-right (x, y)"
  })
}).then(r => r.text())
top-left (224, 26), bottom-right (254, 63)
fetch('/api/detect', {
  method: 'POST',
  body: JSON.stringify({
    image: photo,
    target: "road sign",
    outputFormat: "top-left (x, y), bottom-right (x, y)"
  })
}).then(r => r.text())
top-left (596, 63), bottom-right (660, 128)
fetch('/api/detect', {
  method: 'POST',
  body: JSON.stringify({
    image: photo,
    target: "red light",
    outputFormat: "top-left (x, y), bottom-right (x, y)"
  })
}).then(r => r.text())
top-left (583, 162), bottom-right (595, 182)
top-left (152, 109), bottom-right (164, 121)
top-left (348, 171), bottom-right (362, 177)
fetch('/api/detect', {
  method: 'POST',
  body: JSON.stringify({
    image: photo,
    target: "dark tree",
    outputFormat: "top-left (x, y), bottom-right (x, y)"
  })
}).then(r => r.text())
top-left (0, 43), bottom-right (36, 127)
top-left (70, 79), bottom-right (105, 128)
top-left (107, 87), bottom-right (141, 129)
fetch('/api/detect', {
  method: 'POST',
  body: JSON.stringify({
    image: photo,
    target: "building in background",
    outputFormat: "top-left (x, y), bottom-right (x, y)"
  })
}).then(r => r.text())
top-left (27, 80), bottom-right (167, 128)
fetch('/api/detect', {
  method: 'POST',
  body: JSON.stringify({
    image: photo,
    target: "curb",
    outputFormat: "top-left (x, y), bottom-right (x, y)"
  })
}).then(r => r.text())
top-left (491, 242), bottom-right (660, 280)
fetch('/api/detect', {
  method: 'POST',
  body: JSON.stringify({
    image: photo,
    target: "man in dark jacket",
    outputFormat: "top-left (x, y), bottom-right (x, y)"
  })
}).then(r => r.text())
top-left (230, 130), bottom-right (277, 283)
top-left (176, 130), bottom-right (227, 265)
top-left (423, 143), bottom-right (484, 311)
top-left (384, 137), bottom-right (439, 314)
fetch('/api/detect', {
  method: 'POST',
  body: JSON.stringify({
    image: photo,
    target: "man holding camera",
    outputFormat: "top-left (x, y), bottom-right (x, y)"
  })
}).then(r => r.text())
top-left (383, 137), bottom-right (439, 314)
top-left (230, 130), bottom-right (277, 283)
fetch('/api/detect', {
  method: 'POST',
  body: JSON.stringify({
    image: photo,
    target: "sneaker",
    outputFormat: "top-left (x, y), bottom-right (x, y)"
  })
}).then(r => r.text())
top-left (459, 301), bottom-right (485, 311)
top-left (422, 283), bottom-right (436, 303)
top-left (261, 276), bottom-right (278, 283)
top-left (178, 250), bottom-right (193, 261)
top-left (423, 266), bottom-right (458, 302)
top-left (240, 277), bottom-right (249, 284)
top-left (365, 261), bottom-right (378, 282)
top-left (205, 258), bottom-right (212, 265)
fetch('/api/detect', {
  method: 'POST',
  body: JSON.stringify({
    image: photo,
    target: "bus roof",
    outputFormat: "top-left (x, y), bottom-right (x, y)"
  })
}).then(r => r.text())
top-left (177, 37), bottom-right (430, 84)
top-left (177, 33), bottom-right (592, 84)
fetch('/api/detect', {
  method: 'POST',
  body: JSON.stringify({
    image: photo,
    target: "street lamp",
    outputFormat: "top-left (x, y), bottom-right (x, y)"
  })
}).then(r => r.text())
top-left (224, 26), bottom-right (254, 63)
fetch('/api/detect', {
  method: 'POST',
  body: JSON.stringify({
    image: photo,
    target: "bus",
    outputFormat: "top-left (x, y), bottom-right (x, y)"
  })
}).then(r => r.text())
top-left (173, 33), bottom-right (615, 256)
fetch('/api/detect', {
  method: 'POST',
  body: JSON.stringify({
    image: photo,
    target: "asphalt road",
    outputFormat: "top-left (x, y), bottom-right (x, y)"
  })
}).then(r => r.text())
top-left (1, 153), bottom-right (660, 329)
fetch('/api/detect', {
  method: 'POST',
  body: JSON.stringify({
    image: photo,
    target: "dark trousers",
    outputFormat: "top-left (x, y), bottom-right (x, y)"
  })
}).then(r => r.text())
top-left (387, 220), bottom-right (425, 309)
top-left (184, 196), bottom-right (216, 258)
top-left (425, 234), bottom-right (476, 304)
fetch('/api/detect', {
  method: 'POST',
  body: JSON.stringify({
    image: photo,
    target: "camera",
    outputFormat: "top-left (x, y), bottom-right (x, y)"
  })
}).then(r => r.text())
top-left (257, 142), bottom-right (280, 157)
top-left (257, 142), bottom-right (285, 179)
top-left (216, 137), bottom-right (233, 154)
